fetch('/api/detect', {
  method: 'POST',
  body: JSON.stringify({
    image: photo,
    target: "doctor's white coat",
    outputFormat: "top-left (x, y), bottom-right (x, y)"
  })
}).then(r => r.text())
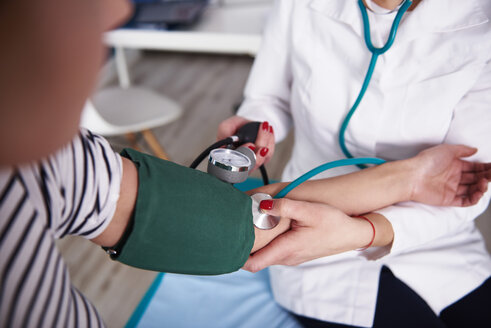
top-left (238, 0), bottom-right (491, 326)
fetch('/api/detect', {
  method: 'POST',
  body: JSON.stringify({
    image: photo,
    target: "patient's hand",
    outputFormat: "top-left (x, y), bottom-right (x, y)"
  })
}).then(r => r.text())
top-left (409, 144), bottom-right (491, 207)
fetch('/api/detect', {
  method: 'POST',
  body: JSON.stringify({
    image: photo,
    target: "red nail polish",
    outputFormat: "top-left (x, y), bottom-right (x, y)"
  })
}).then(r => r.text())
top-left (260, 147), bottom-right (269, 157)
top-left (269, 126), bottom-right (274, 134)
top-left (262, 121), bottom-right (269, 131)
top-left (260, 199), bottom-right (274, 210)
top-left (248, 145), bottom-right (256, 152)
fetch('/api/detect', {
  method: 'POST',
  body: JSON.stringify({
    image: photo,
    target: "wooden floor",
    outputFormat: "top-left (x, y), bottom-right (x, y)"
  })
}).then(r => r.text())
top-left (57, 51), bottom-right (491, 328)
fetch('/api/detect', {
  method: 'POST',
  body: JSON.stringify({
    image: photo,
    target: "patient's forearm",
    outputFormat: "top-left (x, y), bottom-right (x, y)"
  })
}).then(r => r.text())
top-left (252, 159), bottom-right (415, 216)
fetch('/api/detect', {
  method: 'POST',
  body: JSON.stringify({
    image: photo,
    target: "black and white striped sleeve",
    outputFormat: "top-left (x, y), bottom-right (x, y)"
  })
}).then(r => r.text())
top-left (0, 129), bottom-right (122, 327)
top-left (49, 128), bottom-right (123, 239)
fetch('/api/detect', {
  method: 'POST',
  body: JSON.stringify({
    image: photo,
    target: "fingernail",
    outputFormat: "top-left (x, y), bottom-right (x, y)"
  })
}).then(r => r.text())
top-left (260, 147), bottom-right (269, 157)
top-left (262, 121), bottom-right (269, 131)
top-left (260, 199), bottom-right (274, 210)
top-left (269, 126), bottom-right (274, 134)
top-left (248, 145), bottom-right (256, 152)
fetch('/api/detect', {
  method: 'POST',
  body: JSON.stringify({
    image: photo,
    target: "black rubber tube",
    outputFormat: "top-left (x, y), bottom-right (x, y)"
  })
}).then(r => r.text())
top-left (259, 165), bottom-right (269, 185)
top-left (189, 138), bottom-right (234, 169)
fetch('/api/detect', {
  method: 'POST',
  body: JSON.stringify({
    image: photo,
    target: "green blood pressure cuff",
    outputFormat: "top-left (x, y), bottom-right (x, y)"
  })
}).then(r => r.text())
top-left (109, 148), bottom-right (255, 275)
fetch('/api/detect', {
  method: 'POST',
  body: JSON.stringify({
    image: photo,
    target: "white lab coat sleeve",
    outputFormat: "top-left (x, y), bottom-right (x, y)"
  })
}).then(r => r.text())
top-left (237, 0), bottom-right (293, 142)
top-left (372, 58), bottom-right (491, 257)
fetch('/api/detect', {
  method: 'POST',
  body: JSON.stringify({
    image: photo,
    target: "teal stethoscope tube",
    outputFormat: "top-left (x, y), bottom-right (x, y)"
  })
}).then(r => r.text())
top-left (275, 0), bottom-right (412, 199)
top-left (275, 157), bottom-right (386, 199)
top-left (339, 0), bottom-right (412, 164)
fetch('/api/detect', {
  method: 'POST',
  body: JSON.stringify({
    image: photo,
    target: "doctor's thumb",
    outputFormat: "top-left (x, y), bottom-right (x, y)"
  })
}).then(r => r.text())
top-left (259, 199), bottom-right (287, 217)
top-left (260, 198), bottom-right (298, 218)
top-left (259, 199), bottom-right (275, 211)
top-left (259, 198), bottom-right (309, 223)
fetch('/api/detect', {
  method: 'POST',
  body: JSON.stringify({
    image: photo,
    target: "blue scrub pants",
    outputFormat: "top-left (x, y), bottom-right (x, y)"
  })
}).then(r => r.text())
top-left (293, 266), bottom-right (491, 328)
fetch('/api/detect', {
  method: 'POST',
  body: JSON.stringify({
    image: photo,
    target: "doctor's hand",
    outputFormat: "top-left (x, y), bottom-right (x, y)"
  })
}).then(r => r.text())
top-left (243, 198), bottom-right (394, 273)
top-left (217, 115), bottom-right (275, 170)
top-left (409, 144), bottom-right (491, 207)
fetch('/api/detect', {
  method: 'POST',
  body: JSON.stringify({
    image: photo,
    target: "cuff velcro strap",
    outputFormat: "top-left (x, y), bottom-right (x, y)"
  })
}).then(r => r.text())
top-left (113, 148), bottom-right (254, 275)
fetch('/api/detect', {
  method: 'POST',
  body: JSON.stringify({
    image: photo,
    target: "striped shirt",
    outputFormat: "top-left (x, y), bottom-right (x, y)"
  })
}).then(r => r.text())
top-left (0, 129), bottom-right (122, 327)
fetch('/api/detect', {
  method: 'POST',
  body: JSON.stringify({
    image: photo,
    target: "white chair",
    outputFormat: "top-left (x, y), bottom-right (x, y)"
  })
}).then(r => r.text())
top-left (81, 87), bottom-right (182, 160)
top-left (80, 47), bottom-right (182, 160)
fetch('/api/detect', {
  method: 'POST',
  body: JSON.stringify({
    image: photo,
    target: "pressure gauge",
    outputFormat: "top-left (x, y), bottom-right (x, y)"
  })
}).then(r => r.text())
top-left (208, 148), bottom-right (253, 184)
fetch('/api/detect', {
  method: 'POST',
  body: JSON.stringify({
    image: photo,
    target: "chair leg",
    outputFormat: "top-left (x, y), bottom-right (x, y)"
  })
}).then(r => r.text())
top-left (124, 133), bottom-right (142, 152)
top-left (141, 129), bottom-right (170, 161)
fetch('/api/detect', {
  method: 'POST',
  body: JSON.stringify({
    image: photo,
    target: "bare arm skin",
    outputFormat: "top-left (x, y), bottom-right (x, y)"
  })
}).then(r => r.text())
top-left (91, 157), bottom-right (139, 247)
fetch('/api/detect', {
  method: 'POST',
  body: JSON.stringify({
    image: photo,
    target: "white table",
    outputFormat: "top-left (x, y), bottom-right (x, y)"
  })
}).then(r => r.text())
top-left (104, 1), bottom-right (272, 87)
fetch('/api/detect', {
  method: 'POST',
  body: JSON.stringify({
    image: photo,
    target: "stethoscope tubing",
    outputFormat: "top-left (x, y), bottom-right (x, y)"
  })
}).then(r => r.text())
top-left (275, 157), bottom-right (386, 198)
top-left (338, 0), bottom-right (412, 165)
top-left (360, 0), bottom-right (413, 54)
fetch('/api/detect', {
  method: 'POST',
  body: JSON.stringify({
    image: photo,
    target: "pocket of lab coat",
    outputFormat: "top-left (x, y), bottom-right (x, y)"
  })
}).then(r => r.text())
top-left (374, 65), bottom-right (483, 159)
top-left (399, 65), bottom-right (482, 143)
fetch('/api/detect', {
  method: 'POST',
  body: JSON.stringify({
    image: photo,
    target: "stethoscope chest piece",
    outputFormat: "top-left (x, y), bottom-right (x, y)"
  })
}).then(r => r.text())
top-left (251, 193), bottom-right (280, 230)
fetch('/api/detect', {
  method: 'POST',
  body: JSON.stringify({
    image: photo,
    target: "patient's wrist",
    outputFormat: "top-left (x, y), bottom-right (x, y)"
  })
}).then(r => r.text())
top-left (380, 158), bottom-right (417, 203)
top-left (401, 156), bottom-right (424, 202)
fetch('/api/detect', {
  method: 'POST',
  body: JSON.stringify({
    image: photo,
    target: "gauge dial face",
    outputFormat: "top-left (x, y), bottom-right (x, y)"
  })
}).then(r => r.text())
top-left (210, 149), bottom-right (251, 169)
